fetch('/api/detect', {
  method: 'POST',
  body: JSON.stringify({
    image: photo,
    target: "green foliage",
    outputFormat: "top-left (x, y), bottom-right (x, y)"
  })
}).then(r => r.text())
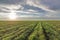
top-left (0, 21), bottom-right (60, 40)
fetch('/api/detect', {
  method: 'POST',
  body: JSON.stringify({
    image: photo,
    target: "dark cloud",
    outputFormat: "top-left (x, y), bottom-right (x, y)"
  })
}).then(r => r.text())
top-left (40, 0), bottom-right (60, 10)
top-left (0, 0), bottom-right (25, 5)
top-left (0, 6), bottom-right (10, 10)
top-left (0, 7), bottom-right (10, 13)
top-left (17, 5), bottom-right (47, 13)
top-left (0, 9), bottom-right (10, 13)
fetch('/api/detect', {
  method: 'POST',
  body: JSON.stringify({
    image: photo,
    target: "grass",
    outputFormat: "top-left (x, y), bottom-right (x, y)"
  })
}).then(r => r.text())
top-left (0, 21), bottom-right (60, 40)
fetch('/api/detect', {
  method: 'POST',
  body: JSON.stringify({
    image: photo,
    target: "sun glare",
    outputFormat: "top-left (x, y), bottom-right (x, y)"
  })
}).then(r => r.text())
top-left (8, 11), bottom-right (17, 20)
top-left (8, 13), bottom-right (17, 20)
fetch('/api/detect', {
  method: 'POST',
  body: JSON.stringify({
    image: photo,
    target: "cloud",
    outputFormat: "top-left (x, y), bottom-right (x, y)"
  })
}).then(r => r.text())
top-left (0, 13), bottom-right (9, 20)
top-left (0, 6), bottom-right (10, 13)
top-left (0, 0), bottom-right (60, 20)
top-left (26, 0), bottom-right (55, 12)
top-left (39, 0), bottom-right (60, 11)
top-left (0, 0), bottom-right (60, 11)
top-left (0, 0), bottom-right (20, 4)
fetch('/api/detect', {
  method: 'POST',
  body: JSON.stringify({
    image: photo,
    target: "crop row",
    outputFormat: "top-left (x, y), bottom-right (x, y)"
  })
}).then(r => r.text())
top-left (41, 22), bottom-right (60, 40)
top-left (0, 22), bottom-right (38, 40)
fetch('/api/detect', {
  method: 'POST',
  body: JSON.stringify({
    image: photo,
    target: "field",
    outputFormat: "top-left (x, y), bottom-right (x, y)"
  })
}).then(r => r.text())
top-left (0, 21), bottom-right (60, 40)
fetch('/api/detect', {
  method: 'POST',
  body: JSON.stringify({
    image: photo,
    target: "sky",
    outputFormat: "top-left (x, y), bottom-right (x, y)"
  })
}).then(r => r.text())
top-left (0, 0), bottom-right (60, 20)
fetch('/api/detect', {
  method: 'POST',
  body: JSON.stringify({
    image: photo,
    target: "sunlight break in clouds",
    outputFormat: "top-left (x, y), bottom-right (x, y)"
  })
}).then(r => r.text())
top-left (8, 10), bottom-right (17, 20)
